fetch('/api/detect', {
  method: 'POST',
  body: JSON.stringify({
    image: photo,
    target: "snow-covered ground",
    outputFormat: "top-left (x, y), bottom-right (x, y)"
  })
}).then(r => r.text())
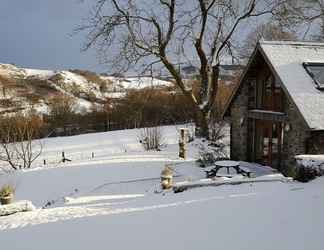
top-left (0, 125), bottom-right (324, 250)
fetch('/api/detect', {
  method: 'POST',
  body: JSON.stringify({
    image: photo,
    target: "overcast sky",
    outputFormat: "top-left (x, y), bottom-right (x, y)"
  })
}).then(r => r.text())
top-left (0, 0), bottom-right (108, 73)
top-left (0, 1), bottom-right (289, 74)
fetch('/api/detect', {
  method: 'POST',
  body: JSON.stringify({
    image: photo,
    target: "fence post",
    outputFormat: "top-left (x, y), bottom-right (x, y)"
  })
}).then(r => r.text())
top-left (179, 128), bottom-right (188, 159)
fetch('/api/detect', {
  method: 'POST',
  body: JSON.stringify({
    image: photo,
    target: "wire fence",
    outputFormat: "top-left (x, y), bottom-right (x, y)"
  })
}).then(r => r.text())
top-left (44, 120), bottom-right (194, 138)
top-left (0, 121), bottom-right (196, 172)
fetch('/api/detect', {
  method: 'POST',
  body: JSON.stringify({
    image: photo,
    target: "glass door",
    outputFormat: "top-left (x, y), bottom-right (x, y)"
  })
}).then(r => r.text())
top-left (255, 120), bottom-right (283, 168)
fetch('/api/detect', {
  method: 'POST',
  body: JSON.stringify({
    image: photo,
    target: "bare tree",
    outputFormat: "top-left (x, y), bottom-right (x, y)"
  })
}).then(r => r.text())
top-left (239, 22), bottom-right (297, 61)
top-left (48, 95), bottom-right (77, 128)
top-left (0, 114), bottom-right (43, 170)
top-left (276, 0), bottom-right (324, 40)
top-left (80, 0), bottom-right (286, 139)
top-left (139, 126), bottom-right (164, 151)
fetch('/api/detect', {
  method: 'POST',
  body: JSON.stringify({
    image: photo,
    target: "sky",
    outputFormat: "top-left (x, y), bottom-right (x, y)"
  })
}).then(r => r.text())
top-left (0, 1), bottom-right (303, 75)
top-left (0, 0), bottom-right (107, 73)
top-left (0, 0), bottom-right (255, 75)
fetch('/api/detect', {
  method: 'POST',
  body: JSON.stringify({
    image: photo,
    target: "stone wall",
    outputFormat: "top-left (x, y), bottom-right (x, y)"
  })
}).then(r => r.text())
top-left (281, 98), bottom-right (310, 170)
top-left (228, 62), bottom-right (318, 173)
top-left (230, 82), bottom-right (249, 161)
top-left (229, 79), bottom-right (313, 172)
top-left (308, 132), bottom-right (324, 154)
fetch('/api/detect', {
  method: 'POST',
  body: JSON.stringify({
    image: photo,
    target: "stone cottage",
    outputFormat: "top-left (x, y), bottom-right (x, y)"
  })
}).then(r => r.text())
top-left (223, 41), bottom-right (324, 171)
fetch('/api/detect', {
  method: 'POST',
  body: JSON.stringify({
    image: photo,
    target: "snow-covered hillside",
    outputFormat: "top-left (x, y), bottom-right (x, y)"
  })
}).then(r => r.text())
top-left (0, 125), bottom-right (323, 250)
top-left (0, 63), bottom-right (173, 115)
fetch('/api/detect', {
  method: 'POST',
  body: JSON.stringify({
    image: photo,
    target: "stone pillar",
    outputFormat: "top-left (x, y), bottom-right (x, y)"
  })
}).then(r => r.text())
top-left (179, 128), bottom-right (189, 159)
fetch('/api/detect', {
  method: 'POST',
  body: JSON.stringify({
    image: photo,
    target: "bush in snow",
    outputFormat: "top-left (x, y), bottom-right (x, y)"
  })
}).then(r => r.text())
top-left (197, 141), bottom-right (229, 167)
top-left (294, 166), bottom-right (318, 183)
top-left (139, 126), bottom-right (164, 151)
top-left (197, 122), bottom-right (229, 167)
top-left (0, 184), bottom-right (15, 198)
top-left (293, 155), bottom-right (324, 182)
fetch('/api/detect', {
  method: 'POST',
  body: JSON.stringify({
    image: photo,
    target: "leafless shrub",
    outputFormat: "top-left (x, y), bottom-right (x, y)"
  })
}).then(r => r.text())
top-left (197, 122), bottom-right (229, 167)
top-left (70, 69), bottom-right (109, 89)
top-left (110, 88), bottom-right (195, 128)
top-left (139, 126), bottom-right (164, 151)
top-left (0, 113), bottom-right (43, 170)
top-left (209, 121), bottom-right (227, 145)
top-left (47, 95), bottom-right (77, 128)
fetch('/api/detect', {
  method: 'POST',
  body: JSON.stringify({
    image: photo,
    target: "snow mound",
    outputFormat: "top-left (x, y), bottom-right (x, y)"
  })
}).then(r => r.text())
top-left (64, 194), bottom-right (145, 205)
top-left (295, 155), bottom-right (324, 173)
top-left (23, 68), bottom-right (56, 79)
top-left (0, 200), bottom-right (36, 217)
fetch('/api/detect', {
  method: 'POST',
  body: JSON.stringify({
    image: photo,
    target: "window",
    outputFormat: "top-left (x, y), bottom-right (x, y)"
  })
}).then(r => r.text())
top-left (303, 62), bottom-right (324, 90)
top-left (260, 74), bottom-right (283, 112)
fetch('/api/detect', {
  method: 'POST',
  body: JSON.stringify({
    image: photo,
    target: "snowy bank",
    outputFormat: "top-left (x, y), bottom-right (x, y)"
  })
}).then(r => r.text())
top-left (295, 155), bottom-right (324, 174)
top-left (173, 174), bottom-right (292, 192)
top-left (0, 200), bottom-right (35, 217)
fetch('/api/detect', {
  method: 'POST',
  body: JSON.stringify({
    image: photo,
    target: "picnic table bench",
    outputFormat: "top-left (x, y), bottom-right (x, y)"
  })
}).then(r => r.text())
top-left (205, 161), bottom-right (253, 178)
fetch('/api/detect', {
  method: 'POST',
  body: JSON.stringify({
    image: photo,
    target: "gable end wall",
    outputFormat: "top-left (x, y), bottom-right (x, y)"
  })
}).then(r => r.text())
top-left (230, 82), bottom-right (249, 161)
top-left (281, 98), bottom-right (310, 170)
top-left (229, 70), bottom-right (312, 171)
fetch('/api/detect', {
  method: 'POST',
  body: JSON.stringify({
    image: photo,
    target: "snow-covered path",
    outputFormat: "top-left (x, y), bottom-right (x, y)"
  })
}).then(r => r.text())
top-left (0, 190), bottom-right (258, 231)
top-left (1, 179), bottom-right (323, 250)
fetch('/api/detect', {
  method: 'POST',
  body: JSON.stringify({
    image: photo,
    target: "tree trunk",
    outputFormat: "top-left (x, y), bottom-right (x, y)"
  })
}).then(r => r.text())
top-left (321, 14), bottom-right (324, 41)
top-left (195, 109), bottom-right (210, 140)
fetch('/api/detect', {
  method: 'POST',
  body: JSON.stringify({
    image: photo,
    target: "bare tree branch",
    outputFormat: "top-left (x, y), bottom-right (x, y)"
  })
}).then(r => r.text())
top-left (80, 0), bottom-right (288, 138)
top-left (0, 113), bottom-right (43, 171)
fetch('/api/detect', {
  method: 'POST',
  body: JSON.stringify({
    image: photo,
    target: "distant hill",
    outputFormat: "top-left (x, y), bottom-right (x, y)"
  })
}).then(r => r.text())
top-left (0, 64), bottom-right (173, 115)
top-left (181, 64), bottom-right (243, 84)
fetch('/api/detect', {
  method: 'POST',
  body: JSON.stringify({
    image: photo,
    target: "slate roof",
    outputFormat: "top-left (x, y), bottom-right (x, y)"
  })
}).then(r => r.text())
top-left (259, 41), bottom-right (324, 130)
top-left (226, 41), bottom-right (324, 131)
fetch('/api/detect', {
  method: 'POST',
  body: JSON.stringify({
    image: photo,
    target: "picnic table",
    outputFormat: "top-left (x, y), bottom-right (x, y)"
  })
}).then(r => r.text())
top-left (205, 161), bottom-right (253, 178)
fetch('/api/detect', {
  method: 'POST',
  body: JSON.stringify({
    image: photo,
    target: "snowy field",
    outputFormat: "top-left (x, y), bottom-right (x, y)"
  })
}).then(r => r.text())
top-left (0, 125), bottom-right (324, 250)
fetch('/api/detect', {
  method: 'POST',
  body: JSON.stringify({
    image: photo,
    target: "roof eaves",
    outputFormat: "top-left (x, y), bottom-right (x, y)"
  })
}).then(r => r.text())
top-left (259, 40), bottom-right (324, 47)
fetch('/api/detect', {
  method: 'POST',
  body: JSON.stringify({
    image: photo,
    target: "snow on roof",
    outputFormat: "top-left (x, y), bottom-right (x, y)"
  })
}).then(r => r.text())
top-left (260, 41), bottom-right (324, 130)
